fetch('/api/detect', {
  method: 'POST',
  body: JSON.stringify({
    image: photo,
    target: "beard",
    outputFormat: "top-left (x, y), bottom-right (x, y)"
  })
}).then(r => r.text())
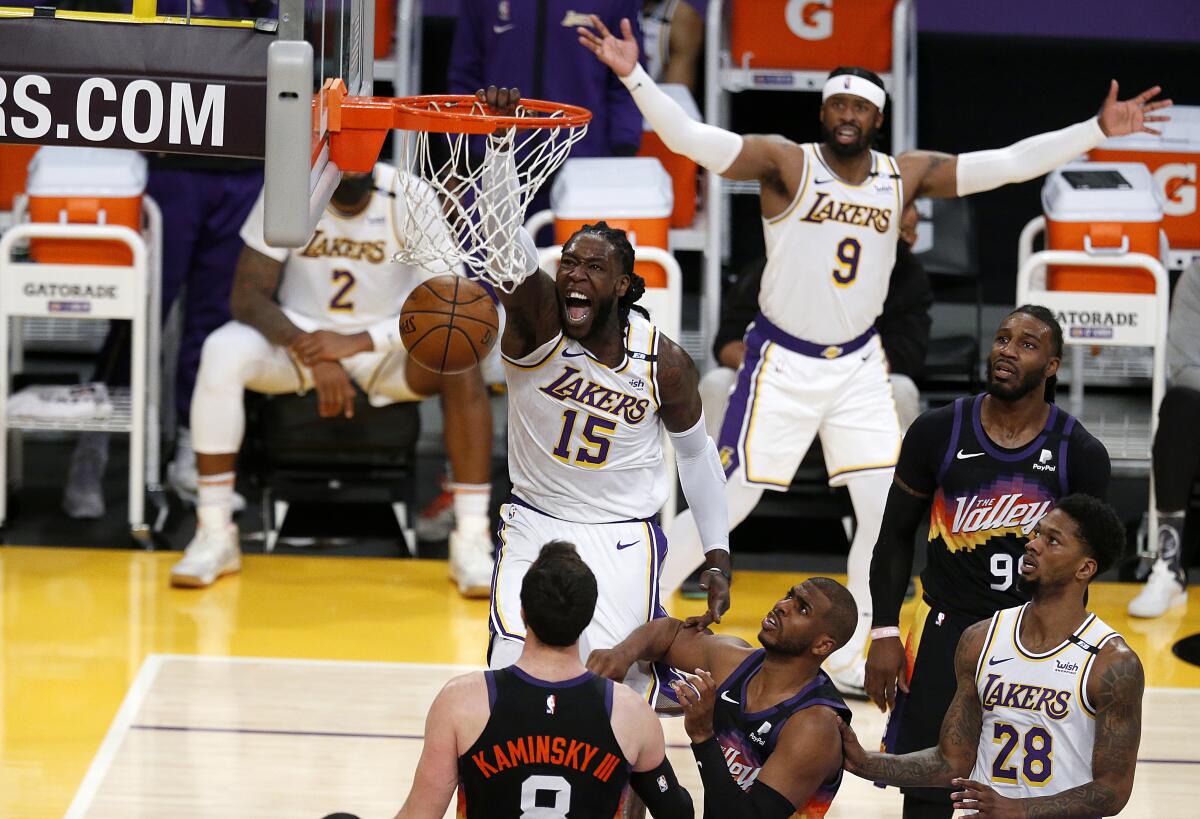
top-left (1016, 574), bottom-right (1040, 595)
top-left (820, 120), bottom-right (878, 158)
top-left (986, 365), bottom-right (1044, 401)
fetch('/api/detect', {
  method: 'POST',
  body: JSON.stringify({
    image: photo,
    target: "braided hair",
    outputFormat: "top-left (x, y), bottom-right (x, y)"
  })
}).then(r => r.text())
top-left (567, 222), bottom-right (649, 325)
top-left (1008, 304), bottom-right (1064, 403)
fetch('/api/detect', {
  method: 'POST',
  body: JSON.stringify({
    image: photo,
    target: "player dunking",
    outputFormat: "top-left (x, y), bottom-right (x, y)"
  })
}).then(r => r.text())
top-left (865, 307), bottom-right (1110, 818)
top-left (478, 87), bottom-right (731, 702)
top-left (174, 166), bottom-right (495, 596)
top-left (395, 541), bottom-right (694, 818)
top-left (840, 495), bottom-right (1144, 818)
top-left (579, 16), bottom-right (1169, 694)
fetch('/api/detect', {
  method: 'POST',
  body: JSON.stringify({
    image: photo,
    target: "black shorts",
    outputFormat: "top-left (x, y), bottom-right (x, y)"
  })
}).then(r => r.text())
top-left (882, 596), bottom-right (985, 805)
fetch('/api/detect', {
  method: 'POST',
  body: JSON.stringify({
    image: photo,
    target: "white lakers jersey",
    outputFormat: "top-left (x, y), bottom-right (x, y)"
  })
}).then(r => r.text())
top-left (759, 143), bottom-right (903, 344)
top-left (504, 312), bottom-right (669, 523)
top-left (968, 604), bottom-right (1120, 801)
top-left (239, 164), bottom-right (459, 341)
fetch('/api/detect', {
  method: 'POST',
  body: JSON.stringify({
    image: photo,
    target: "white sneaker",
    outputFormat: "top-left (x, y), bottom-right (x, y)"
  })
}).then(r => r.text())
top-left (449, 528), bottom-right (494, 599)
top-left (827, 658), bottom-right (867, 700)
top-left (1128, 559), bottom-right (1188, 618)
top-left (170, 524), bottom-right (242, 588)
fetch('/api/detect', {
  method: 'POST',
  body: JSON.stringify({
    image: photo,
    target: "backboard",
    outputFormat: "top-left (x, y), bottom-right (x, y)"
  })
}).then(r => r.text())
top-left (264, 0), bottom-right (374, 247)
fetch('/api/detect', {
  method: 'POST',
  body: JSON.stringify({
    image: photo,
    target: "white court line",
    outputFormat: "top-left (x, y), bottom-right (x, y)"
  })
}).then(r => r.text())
top-left (150, 653), bottom-right (484, 673)
top-left (63, 654), bottom-right (165, 819)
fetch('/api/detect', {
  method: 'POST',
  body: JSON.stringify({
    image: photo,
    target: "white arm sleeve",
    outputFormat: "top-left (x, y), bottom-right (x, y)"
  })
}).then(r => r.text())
top-left (620, 64), bottom-right (744, 174)
top-left (955, 116), bottom-right (1106, 196)
top-left (669, 413), bottom-right (730, 554)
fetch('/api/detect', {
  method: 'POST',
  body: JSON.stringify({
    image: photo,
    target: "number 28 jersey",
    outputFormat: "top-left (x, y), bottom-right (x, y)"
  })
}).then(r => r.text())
top-left (503, 312), bottom-right (668, 523)
top-left (759, 143), bottom-right (902, 345)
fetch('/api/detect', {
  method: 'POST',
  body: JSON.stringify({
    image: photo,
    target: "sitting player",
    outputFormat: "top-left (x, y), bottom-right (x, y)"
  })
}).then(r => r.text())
top-left (170, 166), bottom-right (496, 597)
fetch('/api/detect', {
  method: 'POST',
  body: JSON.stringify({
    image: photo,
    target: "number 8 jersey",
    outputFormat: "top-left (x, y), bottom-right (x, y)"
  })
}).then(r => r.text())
top-left (968, 604), bottom-right (1120, 801)
top-left (758, 143), bottom-right (902, 345)
top-left (504, 312), bottom-right (668, 523)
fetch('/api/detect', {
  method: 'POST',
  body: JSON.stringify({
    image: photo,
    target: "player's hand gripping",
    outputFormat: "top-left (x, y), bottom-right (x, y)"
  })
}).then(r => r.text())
top-left (835, 716), bottom-right (869, 777)
top-left (585, 647), bottom-right (634, 682)
top-left (951, 778), bottom-right (1023, 818)
top-left (576, 15), bottom-right (640, 79)
top-left (309, 360), bottom-right (357, 419)
top-left (289, 330), bottom-right (371, 366)
top-left (670, 669), bottom-right (718, 744)
top-left (477, 85), bottom-right (521, 117)
top-left (683, 559), bottom-right (732, 631)
top-left (1097, 80), bottom-right (1172, 137)
top-left (865, 636), bottom-right (909, 713)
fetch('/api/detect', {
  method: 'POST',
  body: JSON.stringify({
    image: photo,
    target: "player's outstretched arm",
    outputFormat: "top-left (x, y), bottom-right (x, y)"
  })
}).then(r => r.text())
top-left (951, 640), bottom-right (1144, 818)
top-left (229, 246), bottom-right (304, 347)
top-left (394, 675), bottom-right (477, 819)
top-left (898, 80), bottom-right (1171, 203)
top-left (843, 620), bottom-right (987, 787)
top-left (576, 15), bottom-right (795, 187)
top-left (658, 337), bottom-right (732, 628)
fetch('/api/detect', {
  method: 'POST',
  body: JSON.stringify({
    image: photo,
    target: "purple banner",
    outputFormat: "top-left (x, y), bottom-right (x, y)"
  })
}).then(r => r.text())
top-left (917, 0), bottom-right (1200, 44)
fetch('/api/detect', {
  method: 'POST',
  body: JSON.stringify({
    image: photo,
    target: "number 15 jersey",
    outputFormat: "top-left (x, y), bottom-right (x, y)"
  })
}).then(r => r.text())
top-left (503, 312), bottom-right (668, 523)
top-left (759, 143), bottom-right (902, 345)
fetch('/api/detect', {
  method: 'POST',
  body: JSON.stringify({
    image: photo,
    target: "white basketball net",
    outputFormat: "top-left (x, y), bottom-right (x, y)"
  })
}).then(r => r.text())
top-left (390, 101), bottom-right (588, 292)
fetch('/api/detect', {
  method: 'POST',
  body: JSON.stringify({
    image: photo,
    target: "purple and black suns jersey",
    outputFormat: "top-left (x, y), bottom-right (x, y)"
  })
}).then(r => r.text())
top-left (456, 667), bottom-right (630, 819)
top-left (900, 394), bottom-right (1110, 620)
top-left (713, 651), bottom-right (851, 819)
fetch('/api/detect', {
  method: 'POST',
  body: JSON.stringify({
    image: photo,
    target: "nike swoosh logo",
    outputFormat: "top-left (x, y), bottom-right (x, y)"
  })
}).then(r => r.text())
top-left (988, 657), bottom-right (1013, 666)
top-left (956, 449), bottom-right (985, 460)
top-left (616, 541), bottom-right (638, 550)
top-left (719, 690), bottom-right (739, 705)
top-left (493, 23), bottom-right (514, 33)
top-left (562, 350), bottom-right (589, 358)
top-left (813, 177), bottom-right (834, 185)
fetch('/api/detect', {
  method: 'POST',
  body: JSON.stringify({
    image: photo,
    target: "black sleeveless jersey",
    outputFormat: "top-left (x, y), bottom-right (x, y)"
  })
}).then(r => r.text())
top-left (713, 651), bottom-right (851, 818)
top-left (457, 667), bottom-right (630, 819)
top-left (902, 394), bottom-right (1109, 620)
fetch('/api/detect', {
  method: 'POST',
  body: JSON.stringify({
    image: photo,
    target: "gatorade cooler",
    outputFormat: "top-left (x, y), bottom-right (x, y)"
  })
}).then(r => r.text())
top-left (730, 0), bottom-right (895, 71)
top-left (27, 147), bottom-right (147, 266)
top-left (636, 84), bottom-right (701, 228)
top-left (551, 158), bottom-right (674, 286)
top-left (0, 144), bottom-right (38, 211)
top-left (1042, 162), bottom-right (1165, 294)
top-left (1089, 105), bottom-right (1200, 251)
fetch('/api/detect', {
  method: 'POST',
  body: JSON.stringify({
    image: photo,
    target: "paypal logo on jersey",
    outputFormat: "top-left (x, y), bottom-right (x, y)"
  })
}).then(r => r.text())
top-left (1032, 448), bottom-right (1057, 473)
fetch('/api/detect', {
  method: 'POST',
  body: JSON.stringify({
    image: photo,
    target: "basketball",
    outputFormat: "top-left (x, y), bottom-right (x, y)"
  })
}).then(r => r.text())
top-left (399, 274), bottom-right (499, 374)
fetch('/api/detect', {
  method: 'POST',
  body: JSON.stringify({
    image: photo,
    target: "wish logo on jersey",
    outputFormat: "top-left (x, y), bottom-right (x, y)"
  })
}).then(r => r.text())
top-left (539, 366), bottom-right (651, 424)
top-left (929, 476), bottom-right (1055, 553)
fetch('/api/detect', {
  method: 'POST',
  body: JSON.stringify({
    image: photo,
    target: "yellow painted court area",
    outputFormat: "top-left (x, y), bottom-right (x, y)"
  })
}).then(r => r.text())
top-left (2, 547), bottom-right (1198, 817)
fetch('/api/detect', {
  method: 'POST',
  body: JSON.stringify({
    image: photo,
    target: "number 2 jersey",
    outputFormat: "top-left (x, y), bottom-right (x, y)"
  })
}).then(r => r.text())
top-left (968, 604), bottom-right (1120, 801)
top-left (714, 650), bottom-right (852, 818)
top-left (457, 667), bottom-right (630, 819)
top-left (898, 394), bottom-right (1110, 620)
top-left (503, 312), bottom-right (669, 523)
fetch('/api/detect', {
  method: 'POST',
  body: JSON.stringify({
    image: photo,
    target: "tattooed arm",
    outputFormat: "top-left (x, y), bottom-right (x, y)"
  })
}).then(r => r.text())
top-left (840, 620), bottom-right (987, 787)
top-left (230, 246), bottom-right (305, 347)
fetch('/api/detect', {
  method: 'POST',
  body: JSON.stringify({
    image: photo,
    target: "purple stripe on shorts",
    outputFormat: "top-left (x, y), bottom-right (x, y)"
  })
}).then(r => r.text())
top-left (1058, 414), bottom-right (1076, 497)
top-left (717, 325), bottom-right (769, 478)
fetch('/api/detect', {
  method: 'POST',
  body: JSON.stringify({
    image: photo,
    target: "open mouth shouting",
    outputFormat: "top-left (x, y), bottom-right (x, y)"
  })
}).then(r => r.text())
top-left (563, 289), bottom-right (593, 325)
top-left (834, 124), bottom-right (861, 145)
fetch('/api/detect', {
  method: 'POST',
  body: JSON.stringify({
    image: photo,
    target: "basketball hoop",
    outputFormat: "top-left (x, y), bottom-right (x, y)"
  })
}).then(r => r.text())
top-left (325, 88), bottom-right (591, 291)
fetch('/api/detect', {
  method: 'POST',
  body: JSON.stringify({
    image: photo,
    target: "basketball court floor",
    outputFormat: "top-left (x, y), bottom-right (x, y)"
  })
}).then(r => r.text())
top-left (2, 548), bottom-right (1197, 818)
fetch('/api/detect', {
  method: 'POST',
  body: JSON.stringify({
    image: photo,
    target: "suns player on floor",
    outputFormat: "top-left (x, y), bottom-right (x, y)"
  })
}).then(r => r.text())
top-left (589, 576), bottom-right (858, 818)
top-left (478, 86), bottom-right (731, 702)
top-left (171, 166), bottom-right (496, 596)
top-left (840, 495), bottom-right (1143, 818)
top-left (865, 307), bottom-right (1110, 818)
top-left (396, 541), bottom-right (694, 819)
top-left (579, 15), bottom-right (1169, 696)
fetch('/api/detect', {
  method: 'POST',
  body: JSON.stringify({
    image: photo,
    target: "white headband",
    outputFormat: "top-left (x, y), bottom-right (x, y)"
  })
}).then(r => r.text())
top-left (822, 75), bottom-right (886, 111)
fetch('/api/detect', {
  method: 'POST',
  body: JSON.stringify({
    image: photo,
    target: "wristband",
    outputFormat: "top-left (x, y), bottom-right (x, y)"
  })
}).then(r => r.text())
top-left (870, 626), bottom-right (901, 641)
top-left (705, 566), bottom-right (731, 583)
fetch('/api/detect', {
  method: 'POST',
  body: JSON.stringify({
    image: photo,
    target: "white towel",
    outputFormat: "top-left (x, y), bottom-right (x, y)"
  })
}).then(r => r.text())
top-left (7, 382), bottom-right (113, 421)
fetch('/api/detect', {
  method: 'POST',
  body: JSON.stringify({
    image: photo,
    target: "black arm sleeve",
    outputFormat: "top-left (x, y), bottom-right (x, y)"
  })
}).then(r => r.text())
top-left (629, 755), bottom-right (694, 819)
top-left (690, 738), bottom-right (795, 819)
top-left (869, 408), bottom-right (948, 628)
top-left (1067, 425), bottom-right (1112, 500)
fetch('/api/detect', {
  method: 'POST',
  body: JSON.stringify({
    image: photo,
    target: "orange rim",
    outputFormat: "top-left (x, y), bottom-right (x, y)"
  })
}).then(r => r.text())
top-left (391, 94), bottom-right (592, 134)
